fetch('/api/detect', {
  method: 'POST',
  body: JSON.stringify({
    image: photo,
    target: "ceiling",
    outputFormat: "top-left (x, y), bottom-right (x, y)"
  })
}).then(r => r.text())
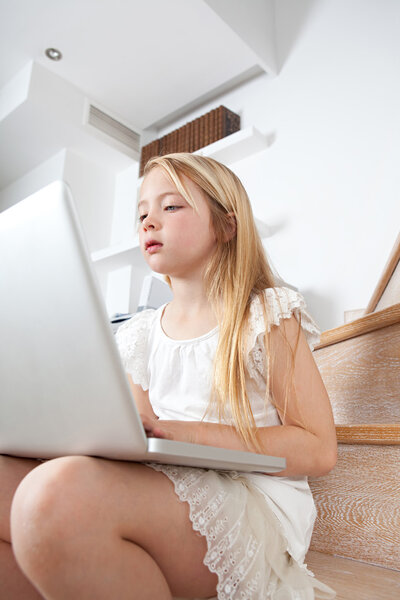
top-left (0, 0), bottom-right (275, 190)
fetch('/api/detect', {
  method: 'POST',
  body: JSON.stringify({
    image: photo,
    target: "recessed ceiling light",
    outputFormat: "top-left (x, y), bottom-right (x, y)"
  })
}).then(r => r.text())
top-left (45, 48), bottom-right (62, 61)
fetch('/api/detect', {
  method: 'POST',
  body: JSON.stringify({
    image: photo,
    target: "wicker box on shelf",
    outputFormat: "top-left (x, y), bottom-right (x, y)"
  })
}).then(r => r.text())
top-left (139, 105), bottom-right (240, 176)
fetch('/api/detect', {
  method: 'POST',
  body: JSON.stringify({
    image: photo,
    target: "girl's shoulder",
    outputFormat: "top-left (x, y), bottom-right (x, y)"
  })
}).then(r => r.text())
top-left (115, 308), bottom-right (160, 390)
top-left (116, 308), bottom-right (159, 341)
top-left (248, 286), bottom-right (321, 352)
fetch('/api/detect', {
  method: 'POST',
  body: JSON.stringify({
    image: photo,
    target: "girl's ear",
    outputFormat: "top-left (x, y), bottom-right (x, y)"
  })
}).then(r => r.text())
top-left (224, 212), bottom-right (237, 242)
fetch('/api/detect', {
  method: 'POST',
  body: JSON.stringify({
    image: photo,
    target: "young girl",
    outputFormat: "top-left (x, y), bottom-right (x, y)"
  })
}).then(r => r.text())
top-left (0, 153), bottom-right (337, 599)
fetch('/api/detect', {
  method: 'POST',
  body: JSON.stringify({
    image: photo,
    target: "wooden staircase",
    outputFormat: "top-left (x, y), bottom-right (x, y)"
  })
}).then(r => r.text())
top-left (305, 290), bottom-right (400, 598)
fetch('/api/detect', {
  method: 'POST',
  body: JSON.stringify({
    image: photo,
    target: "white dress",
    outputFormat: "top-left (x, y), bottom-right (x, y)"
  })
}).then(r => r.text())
top-left (115, 286), bottom-right (336, 600)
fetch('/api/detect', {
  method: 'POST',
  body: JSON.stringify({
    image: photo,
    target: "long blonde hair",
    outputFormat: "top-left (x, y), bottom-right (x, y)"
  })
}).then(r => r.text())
top-left (143, 153), bottom-right (301, 451)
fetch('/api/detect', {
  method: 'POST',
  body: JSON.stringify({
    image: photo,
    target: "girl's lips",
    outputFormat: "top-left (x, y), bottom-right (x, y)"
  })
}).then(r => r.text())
top-left (145, 241), bottom-right (163, 254)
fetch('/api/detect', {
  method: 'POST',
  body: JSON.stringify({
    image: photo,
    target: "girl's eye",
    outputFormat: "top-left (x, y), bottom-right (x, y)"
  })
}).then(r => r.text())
top-left (138, 214), bottom-right (147, 223)
top-left (165, 205), bottom-right (181, 212)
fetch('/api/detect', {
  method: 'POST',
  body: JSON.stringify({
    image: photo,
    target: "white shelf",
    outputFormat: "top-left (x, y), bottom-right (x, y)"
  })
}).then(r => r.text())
top-left (136, 126), bottom-right (268, 188)
top-left (91, 236), bottom-right (140, 268)
top-left (197, 125), bottom-right (268, 164)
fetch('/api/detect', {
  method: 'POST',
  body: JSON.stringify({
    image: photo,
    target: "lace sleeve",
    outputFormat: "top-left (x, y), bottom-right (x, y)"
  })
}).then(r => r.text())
top-left (247, 286), bottom-right (321, 379)
top-left (114, 309), bottom-right (155, 390)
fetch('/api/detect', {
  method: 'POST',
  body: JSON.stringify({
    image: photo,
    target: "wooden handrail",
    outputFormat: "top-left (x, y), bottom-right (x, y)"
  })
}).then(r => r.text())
top-left (336, 423), bottom-right (400, 445)
top-left (314, 302), bottom-right (400, 349)
top-left (364, 232), bottom-right (400, 314)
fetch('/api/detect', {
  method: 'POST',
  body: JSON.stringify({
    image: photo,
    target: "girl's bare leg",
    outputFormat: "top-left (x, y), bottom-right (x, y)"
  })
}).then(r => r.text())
top-left (10, 456), bottom-right (218, 600)
top-left (0, 455), bottom-right (44, 599)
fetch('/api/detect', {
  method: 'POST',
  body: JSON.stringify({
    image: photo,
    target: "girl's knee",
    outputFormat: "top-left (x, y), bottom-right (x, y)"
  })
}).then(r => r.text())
top-left (11, 455), bottom-right (99, 571)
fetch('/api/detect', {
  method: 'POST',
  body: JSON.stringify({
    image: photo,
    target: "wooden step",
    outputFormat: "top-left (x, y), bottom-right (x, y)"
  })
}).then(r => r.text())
top-left (313, 304), bottom-right (400, 423)
top-left (309, 443), bottom-right (400, 570)
top-left (306, 550), bottom-right (400, 600)
top-left (336, 423), bottom-right (400, 445)
top-left (315, 302), bottom-right (400, 349)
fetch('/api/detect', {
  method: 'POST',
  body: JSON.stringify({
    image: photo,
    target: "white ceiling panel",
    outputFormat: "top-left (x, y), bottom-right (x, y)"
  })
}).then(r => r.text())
top-left (0, 0), bottom-right (272, 130)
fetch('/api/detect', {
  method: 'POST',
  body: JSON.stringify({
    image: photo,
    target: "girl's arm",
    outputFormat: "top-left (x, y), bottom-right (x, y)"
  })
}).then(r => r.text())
top-left (146, 315), bottom-right (337, 478)
top-left (128, 375), bottom-right (158, 421)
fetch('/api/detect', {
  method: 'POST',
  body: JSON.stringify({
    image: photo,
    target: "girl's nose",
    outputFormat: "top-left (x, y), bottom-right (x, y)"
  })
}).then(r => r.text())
top-left (142, 214), bottom-right (158, 231)
top-left (142, 219), bottom-right (153, 231)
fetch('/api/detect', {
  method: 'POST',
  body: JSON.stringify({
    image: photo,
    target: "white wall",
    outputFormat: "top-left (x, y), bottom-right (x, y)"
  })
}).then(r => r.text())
top-left (63, 150), bottom-right (116, 252)
top-left (155, 0), bottom-right (400, 331)
top-left (0, 150), bottom-right (66, 212)
top-left (0, 147), bottom-right (140, 317)
top-left (0, 148), bottom-right (117, 253)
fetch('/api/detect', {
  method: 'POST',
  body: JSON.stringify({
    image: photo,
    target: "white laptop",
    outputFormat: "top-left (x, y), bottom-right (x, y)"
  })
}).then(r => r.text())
top-left (0, 181), bottom-right (285, 474)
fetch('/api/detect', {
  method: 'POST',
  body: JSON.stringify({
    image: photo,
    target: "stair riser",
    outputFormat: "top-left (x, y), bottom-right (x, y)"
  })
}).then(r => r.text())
top-left (309, 444), bottom-right (400, 570)
top-left (314, 322), bottom-right (400, 423)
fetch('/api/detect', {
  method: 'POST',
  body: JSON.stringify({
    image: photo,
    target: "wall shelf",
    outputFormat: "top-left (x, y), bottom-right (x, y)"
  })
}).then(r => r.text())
top-left (135, 125), bottom-right (269, 188)
top-left (91, 236), bottom-right (140, 269)
top-left (197, 125), bottom-right (269, 163)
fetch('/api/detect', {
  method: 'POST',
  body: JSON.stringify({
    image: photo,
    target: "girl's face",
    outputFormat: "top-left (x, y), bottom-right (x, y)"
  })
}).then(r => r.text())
top-left (138, 167), bottom-right (217, 280)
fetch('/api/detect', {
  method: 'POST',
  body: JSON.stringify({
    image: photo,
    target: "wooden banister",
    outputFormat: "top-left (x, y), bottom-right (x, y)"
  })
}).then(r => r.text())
top-left (365, 232), bottom-right (400, 314)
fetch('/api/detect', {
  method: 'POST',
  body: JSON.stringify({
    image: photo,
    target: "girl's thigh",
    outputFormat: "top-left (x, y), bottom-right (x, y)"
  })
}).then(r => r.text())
top-left (12, 456), bottom-right (218, 597)
top-left (0, 455), bottom-right (42, 541)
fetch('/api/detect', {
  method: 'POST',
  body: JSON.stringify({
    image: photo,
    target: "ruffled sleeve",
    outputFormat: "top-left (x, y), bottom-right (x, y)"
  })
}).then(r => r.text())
top-left (114, 309), bottom-right (156, 390)
top-left (246, 287), bottom-right (321, 381)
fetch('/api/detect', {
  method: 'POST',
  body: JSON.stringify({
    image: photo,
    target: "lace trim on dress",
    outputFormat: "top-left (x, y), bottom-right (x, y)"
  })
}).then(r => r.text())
top-left (147, 463), bottom-right (336, 600)
top-left (246, 287), bottom-right (321, 382)
top-left (114, 309), bottom-right (155, 390)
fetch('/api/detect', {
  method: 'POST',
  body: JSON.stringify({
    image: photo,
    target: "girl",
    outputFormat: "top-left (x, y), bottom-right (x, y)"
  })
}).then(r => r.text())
top-left (0, 153), bottom-right (337, 599)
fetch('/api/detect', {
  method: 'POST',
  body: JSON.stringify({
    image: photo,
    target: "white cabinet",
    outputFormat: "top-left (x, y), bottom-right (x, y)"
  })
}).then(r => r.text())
top-left (91, 126), bottom-right (269, 316)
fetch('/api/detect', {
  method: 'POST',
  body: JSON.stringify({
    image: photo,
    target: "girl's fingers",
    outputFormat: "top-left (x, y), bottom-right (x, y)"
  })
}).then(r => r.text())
top-left (141, 414), bottom-right (156, 436)
top-left (141, 419), bottom-right (167, 439)
top-left (152, 428), bottom-right (168, 439)
top-left (153, 427), bottom-right (172, 440)
top-left (140, 415), bottom-right (173, 440)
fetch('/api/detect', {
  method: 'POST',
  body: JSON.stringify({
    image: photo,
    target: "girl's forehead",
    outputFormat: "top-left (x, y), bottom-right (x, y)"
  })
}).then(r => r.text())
top-left (140, 167), bottom-right (176, 195)
top-left (140, 167), bottom-right (203, 206)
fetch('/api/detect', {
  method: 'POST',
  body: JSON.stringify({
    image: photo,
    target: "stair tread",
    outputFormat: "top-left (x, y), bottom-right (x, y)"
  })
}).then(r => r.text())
top-left (315, 302), bottom-right (400, 349)
top-left (336, 423), bottom-right (400, 444)
top-left (306, 551), bottom-right (400, 599)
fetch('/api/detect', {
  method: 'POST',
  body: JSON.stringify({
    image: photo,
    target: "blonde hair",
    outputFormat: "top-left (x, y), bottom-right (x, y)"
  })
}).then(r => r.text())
top-left (143, 153), bottom-right (301, 451)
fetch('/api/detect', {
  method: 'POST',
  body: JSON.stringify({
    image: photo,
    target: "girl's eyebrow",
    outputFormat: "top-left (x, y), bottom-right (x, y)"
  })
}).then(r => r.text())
top-left (138, 191), bottom-right (182, 209)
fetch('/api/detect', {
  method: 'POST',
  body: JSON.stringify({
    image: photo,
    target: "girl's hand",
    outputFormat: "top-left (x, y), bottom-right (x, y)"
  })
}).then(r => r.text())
top-left (141, 415), bottom-right (197, 444)
top-left (141, 414), bottom-right (169, 439)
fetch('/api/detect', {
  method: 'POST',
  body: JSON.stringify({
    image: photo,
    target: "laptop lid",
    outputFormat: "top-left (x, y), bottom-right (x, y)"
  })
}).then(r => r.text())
top-left (0, 181), bottom-right (149, 460)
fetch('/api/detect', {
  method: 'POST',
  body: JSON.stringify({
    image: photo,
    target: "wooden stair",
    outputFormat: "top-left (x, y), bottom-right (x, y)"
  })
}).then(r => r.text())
top-left (306, 302), bottom-right (400, 597)
top-left (313, 303), bottom-right (400, 424)
top-left (309, 437), bottom-right (399, 569)
top-left (305, 551), bottom-right (400, 600)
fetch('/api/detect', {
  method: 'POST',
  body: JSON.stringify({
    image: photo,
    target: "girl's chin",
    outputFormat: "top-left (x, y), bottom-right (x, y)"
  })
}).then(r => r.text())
top-left (143, 259), bottom-right (169, 276)
top-left (143, 256), bottom-right (200, 280)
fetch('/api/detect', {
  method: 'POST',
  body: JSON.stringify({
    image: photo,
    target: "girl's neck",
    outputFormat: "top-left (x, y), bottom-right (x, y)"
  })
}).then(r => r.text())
top-left (161, 276), bottom-right (218, 340)
top-left (169, 276), bottom-right (208, 309)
